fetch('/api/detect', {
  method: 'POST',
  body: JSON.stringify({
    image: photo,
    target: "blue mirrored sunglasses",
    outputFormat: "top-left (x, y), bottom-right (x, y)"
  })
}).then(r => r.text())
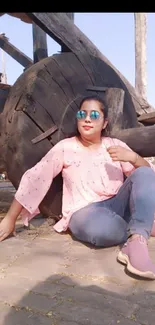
top-left (76, 110), bottom-right (101, 120)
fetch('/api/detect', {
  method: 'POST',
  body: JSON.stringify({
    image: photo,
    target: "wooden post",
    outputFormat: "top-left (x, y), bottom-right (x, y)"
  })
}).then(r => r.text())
top-left (134, 13), bottom-right (147, 99)
top-left (32, 23), bottom-right (48, 63)
top-left (61, 13), bottom-right (74, 52)
top-left (104, 88), bottom-right (125, 134)
top-left (86, 86), bottom-right (125, 133)
top-left (1, 49), bottom-right (7, 83)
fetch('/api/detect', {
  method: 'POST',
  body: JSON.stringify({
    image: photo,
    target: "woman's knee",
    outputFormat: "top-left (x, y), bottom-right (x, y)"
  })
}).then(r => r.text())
top-left (87, 217), bottom-right (127, 247)
top-left (69, 207), bottom-right (127, 248)
top-left (132, 166), bottom-right (155, 181)
top-left (92, 228), bottom-right (127, 247)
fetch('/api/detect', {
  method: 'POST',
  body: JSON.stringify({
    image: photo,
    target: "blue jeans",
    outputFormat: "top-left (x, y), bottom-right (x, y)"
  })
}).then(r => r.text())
top-left (69, 167), bottom-right (155, 247)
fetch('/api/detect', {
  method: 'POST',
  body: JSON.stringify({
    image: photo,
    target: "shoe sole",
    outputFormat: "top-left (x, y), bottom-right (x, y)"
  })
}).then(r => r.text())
top-left (117, 251), bottom-right (155, 280)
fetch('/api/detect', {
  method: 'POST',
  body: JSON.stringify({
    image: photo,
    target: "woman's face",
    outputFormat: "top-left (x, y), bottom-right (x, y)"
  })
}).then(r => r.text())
top-left (77, 99), bottom-right (108, 141)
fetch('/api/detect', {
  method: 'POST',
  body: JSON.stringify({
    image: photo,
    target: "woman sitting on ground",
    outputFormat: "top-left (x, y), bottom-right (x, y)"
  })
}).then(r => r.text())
top-left (0, 95), bottom-right (155, 279)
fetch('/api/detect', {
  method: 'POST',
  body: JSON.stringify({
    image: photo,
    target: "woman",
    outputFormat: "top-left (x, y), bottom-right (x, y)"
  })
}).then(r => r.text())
top-left (1, 95), bottom-right (155, 279)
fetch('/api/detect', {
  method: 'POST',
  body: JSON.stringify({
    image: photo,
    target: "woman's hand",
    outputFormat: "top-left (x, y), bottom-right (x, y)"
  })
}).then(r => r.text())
top-left (0, 215), bottom-right (15, 242)
top-left (107, 146), bottom-right (137, 163)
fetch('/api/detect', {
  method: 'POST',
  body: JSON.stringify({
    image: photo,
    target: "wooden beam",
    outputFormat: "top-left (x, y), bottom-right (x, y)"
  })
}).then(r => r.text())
top-left (113, 125), bottom-right (155, 157)
top-left (0, 34), bottom-right (33, 68)
top-left (66, 13), bottom-right (74, 20)
top-left (138, 111), bottom-right (155, 125)
top-left (7, 12), bottom-right (32, 24)
top-left (25, 13), bottom-right (154, 116)
top-left (32, 23), bottom-right (48, 63)
top-left (61, 13), bottom-right (74, 52)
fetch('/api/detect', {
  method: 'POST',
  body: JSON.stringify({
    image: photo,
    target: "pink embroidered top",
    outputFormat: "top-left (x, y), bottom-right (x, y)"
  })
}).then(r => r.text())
top-left (15, 136), bottom-right (155, 232)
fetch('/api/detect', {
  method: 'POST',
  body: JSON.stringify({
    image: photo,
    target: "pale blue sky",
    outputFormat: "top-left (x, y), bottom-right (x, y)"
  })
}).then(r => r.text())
top-left (1, 13), bottom-right (155, 106)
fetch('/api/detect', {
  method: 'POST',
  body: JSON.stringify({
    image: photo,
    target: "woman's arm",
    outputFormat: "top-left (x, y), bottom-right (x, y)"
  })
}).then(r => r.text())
top-left (107, 138), bottom-right (154, 176)
top-left (123, 151), bottom-right (150, 168)
top-left (0, 139), bottom-right (65, 242)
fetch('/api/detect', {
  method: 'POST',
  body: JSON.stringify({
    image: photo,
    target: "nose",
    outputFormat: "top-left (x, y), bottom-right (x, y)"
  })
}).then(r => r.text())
top-left (85, 114), bottom-right (91, 123)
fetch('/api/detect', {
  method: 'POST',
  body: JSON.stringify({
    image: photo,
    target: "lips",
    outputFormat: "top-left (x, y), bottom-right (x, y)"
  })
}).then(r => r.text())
top-left (83, 125), bottom-right (93, 130)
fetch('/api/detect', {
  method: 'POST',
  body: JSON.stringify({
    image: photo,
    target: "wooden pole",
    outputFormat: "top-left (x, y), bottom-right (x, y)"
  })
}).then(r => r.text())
top-left (32, 23), bottom-right (48, 63)
top-left (0, 49), bottom-right (7, 84)
top-left (134, 13), bottom-right (147, 99)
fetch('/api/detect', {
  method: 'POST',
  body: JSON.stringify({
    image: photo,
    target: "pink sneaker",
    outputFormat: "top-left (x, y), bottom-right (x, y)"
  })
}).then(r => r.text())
top-left (151, 220), bottom-right (155, 237)
top-left (117, 236), bottom-right (155, 279)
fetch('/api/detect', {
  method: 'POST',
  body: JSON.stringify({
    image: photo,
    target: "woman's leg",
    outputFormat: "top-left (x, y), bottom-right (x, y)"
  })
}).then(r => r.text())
top-left (109, 166), bottom-right (155, 279)
top-left (70, 166), bottom-right (155, 278)
top-left (69, 203), bottom-right (127, 247)
top-left (109, 166), bottom-right (155, 239)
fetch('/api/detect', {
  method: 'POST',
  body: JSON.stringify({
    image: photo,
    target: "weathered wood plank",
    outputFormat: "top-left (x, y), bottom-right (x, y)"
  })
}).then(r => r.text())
top-left (31, 125), bottom-right (58, 144)
top-left (4, 112), bottom-right (53, 185)
top-left (113, 125), bottom-right (155, 157)
top-left (66, 13), bottom-right (74, 20)
top-left (16, 93), bottom-right (57, 143)
top-left (138, 111), bottom-right (155, 124)
top-left (2, 72), bottom-right (34, 125)
top-left (61, 13), bottom-right (74, 52)
top-left (0, 12), bottom-right (32, 24)
top-left (104, 88), bottom-right (125, 133)
top-left (10, 64), bottom-right (59, 145)
top-left (33, 23), bottom-right (48, 63)
top-left (51, 52), bottom-right (93, 92)
top-left (26, 68), bottom-right (71, 144)
top-left (0, 34), bottom-right (33, 68)
top-left (26, 12), bottom-right (154, 116)
top-left (0, 88), bottom-right (10, 113)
